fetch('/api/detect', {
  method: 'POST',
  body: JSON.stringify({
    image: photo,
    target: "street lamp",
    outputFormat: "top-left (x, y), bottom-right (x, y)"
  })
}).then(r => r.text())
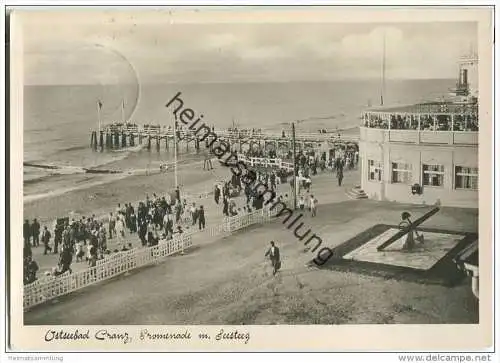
top-left (292, 122), bottom-right (297, 210)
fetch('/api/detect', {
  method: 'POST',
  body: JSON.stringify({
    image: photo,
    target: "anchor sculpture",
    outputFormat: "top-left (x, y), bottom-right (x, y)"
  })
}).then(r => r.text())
top-left (377, 207), bottom-right (440, 252)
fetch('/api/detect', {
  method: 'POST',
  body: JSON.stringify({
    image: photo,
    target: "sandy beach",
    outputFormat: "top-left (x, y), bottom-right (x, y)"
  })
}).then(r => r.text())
top-left (23, 157), bottom-right (223, 227)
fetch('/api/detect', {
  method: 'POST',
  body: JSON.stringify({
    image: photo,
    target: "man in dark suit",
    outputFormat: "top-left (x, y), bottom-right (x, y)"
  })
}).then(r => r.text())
top-left (265, 241), bottom-right (281, 276)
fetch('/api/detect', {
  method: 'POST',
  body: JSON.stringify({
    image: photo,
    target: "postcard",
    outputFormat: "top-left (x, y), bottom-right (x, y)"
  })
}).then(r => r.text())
top-left (7, 5), bottom-right (494, 352)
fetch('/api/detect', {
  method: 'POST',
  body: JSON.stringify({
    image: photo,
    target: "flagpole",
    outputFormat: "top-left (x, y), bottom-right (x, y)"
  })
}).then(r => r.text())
top-left (174, 116), bottom-right (183, 256)
top-left (174, 118), bottom-right (178, 188)
top-left (97, 100), bottom-right (102, 133)
top-left (292, 122), bottom-right (297, 210)
top-left (121, 99), bottom-right (125, 124)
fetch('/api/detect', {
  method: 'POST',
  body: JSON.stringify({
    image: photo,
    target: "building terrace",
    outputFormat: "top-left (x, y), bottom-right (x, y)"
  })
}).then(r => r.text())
top-left (362, 101), bottom-right (479, 132)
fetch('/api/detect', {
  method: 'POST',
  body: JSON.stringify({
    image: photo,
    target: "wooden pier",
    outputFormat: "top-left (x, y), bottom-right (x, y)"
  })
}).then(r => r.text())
top-left (89, 124), bottom-right (359, 153)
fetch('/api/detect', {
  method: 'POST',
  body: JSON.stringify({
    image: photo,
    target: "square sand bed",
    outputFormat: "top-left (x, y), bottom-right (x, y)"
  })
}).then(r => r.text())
top-left (343, 228), bottom-right (465, 271)
top-left (318, 224), bottom-right (477, 286)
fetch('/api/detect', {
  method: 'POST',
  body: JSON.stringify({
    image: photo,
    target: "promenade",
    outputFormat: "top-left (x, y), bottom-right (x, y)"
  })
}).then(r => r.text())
top-left (24, 164), bottom-right (479, 325)
top-left (27, 154), bottom-right (295, 277)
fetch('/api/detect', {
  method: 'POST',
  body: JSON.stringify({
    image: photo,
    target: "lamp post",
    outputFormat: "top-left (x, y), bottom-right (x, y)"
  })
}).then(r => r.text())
top-left (292, 122), bottom-right (297, 210)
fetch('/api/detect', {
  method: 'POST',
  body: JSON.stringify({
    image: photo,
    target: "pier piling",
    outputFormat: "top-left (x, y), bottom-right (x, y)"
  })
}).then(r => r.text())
top-left (99, 131), bottom-right (104, 150)
top-left (90, 131), bottom-right (97, 151)
top-left (114, 132), bottom-right (120, 149)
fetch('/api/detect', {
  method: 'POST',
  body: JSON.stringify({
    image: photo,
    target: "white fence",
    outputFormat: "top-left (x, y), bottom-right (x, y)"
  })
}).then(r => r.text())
top-left (236, 154), bottom-right (294, 172)
top-left (23, 202), bottom-right (288, 310)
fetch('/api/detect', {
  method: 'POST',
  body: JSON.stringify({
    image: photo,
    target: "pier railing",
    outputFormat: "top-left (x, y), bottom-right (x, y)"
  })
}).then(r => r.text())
top-left (23, 200), bottom-right (290, 310)
top-left (98, 125), bottom-right (358, 143)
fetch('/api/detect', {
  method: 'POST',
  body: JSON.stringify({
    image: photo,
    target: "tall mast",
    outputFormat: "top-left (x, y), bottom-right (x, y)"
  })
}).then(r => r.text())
top-left (381, 32), bottom-right (386, 106)
top-left (121, 98), bottom-right (125, 124)
top-left (97, 100), bottom-right (102, 133)
top-left (174, 118), bottom-right (178, 188)
top-left (292, 122), bottom-right (297, 210)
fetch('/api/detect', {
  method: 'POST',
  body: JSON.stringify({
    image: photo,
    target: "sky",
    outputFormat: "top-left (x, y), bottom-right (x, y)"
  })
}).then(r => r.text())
top-left (18, 8), bottom-right (479, 85)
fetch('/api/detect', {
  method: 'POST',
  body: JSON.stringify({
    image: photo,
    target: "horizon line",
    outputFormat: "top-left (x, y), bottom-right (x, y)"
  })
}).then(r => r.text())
top-left (23, 77), bottom-right (456, 87)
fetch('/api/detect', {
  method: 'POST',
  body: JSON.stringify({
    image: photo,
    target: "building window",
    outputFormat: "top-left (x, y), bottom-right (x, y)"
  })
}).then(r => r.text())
top-left (368, 160), bottom-right (383, 182)
top-left (422, 164), bottom-right (445, 187)
top-left (455, 166), bottom-right (478, 190)
top-left (391, 162), bottom-right (412, 184)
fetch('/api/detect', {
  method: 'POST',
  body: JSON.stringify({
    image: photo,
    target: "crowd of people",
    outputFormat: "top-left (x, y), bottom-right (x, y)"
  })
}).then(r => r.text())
top-left (23, 141), bottom-right (359, 286)
top-left (22, 189), bottom-right (213, 284)
top-left (363, 112), bottom-right (479, 132)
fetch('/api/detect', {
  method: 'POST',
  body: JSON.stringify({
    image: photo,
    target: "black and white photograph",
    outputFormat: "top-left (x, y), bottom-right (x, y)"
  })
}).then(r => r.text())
top-left (6, 5), bottom-right (494, 353)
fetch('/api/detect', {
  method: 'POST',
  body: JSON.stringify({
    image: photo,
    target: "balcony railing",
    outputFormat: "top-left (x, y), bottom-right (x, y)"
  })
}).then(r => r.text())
top-left (359, 127), bottom-right (478, 145)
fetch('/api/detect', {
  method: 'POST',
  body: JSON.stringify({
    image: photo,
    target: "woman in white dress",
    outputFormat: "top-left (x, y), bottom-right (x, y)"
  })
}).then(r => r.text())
top-left (115, 213), bottom-right (125, 244)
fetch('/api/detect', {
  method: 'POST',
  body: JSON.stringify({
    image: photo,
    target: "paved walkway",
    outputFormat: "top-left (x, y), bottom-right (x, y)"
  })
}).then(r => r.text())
top-left (25, 193), bottom-right (478, 325)
top-left (30, 160), bottom-right (359, 277)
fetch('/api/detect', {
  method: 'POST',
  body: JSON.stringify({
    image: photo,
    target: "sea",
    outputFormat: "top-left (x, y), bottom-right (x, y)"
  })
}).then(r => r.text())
top-left (23, 79), bottom-right (455, 199)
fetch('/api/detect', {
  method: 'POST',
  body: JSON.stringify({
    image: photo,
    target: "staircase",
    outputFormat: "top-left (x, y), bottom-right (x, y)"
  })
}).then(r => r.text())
top-left (346, 186), bottom-right (368, 200)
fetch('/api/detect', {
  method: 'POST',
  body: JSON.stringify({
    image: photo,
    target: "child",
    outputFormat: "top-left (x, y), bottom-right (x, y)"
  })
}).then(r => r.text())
top-left (75, 241), bottom-right (85, 262)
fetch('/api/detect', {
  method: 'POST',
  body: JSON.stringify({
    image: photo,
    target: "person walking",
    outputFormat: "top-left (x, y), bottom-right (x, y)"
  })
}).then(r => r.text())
top-left (41, 226), bottom-right (52, 255)
top-left (190, 203), bottom-right (197, 226)
top-left (214, 184), bottom-right (221, 204)
top-left (198, 205), bottom-right (206, 230)
top-left (310, 195), bottom-right (318, 217)
top-left (337, 167), bottom-right (344, 187)
top-left (265, 241), bottom-right (281, 276)
top-left (203, 152), bottom-right (213, 170)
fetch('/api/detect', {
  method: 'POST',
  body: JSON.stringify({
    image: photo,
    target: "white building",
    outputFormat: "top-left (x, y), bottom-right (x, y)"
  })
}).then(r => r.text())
top-left (358, 57), bottom-right (479, 209)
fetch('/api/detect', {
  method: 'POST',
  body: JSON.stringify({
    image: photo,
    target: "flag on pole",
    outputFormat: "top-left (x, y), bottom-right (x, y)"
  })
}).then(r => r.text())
top-left (97, 100), bottom-right (103, 110)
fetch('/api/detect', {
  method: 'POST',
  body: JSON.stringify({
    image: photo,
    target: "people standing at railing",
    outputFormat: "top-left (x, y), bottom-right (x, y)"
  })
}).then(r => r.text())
top-left (116, 214), bottom-right (125, 245)
top-left (175, 200), bottom-right (182, 224)
top-left (164, 212), bottom-right (174, 238)
top-left (138, 219), bottom-right (148, 246)
top-left (129, 211), bottom-right (137, 233)
top-left (98, 224), bottom-right (107, 253)
top-left (23, 255), bottom-right (39, 285)
top-left (222, 195), bottom-right (229, 216)
top-left (55, 246), bottom-right (73, 276)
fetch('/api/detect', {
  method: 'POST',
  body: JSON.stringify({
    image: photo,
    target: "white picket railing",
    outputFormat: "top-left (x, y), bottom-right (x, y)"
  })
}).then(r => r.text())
top-left (23, 233), bottom-right (193, 310)
top-left (236, 154), bottom-right (294, 172)
top-left (23, 200), bottom-right (290, 310)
